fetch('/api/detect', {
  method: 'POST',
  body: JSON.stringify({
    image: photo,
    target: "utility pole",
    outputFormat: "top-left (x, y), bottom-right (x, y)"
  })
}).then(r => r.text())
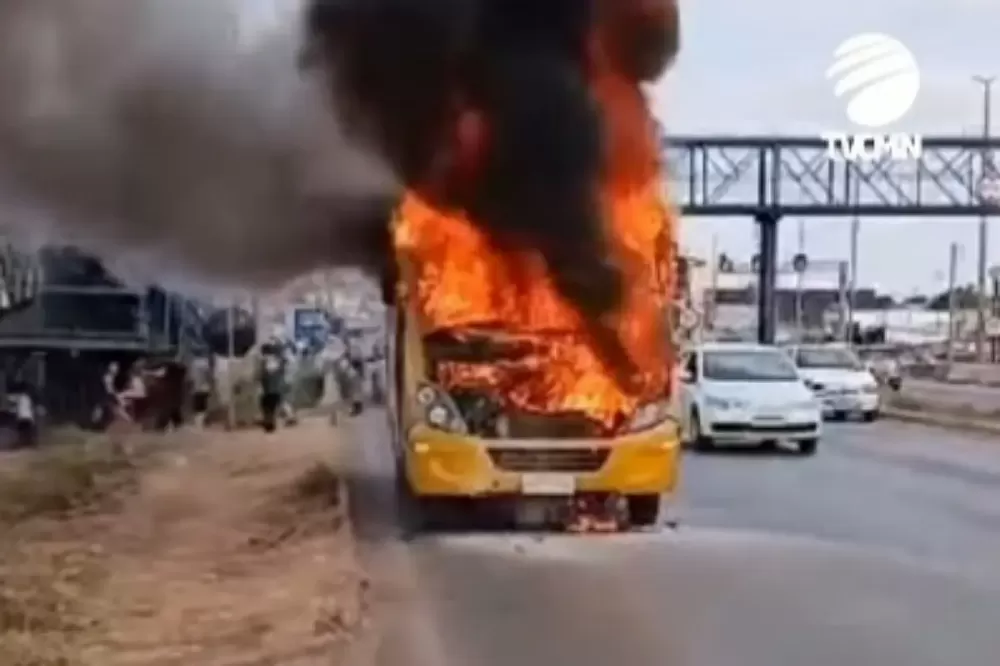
top-left (226, 296), bottom-right (237, 429)
top-left (837, 261), bottom-right (849, 342)
top-left (973, 75), bottom-right (994, 362)
top-left (795, 219), bottom-right (805, 340)
top-left (946, 242), bottom-right (960, 368)
top-left (847, 176), bottom-right (860, 344)
top-left (708, 234), bottom-right (718, 330)
top-left (992, 264), bottom-right (1000, 362)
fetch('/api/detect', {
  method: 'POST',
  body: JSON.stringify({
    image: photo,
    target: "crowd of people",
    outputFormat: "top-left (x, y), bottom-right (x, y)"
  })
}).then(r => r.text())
top-left (0, 321), bottom-right (385, 448)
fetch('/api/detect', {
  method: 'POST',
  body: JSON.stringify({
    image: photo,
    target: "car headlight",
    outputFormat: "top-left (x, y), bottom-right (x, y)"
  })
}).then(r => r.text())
top-left (625, 400), bottom-right (676, 433)
top-left (704, 395), bottom-right (747, 410)
top-left (413, 382), bottom-right (467, 434)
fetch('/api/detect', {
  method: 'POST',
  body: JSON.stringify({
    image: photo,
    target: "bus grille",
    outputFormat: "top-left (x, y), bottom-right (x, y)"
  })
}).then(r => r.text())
top-left (487, 447), bottom-right (610, 473)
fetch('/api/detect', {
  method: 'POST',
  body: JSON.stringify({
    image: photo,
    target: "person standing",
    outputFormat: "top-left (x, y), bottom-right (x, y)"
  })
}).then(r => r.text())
top-left (344, 332), bottom-right (366, 414)
top-left (278, 341), bottom-right (300, 426)
top-left (189, 353), bottom-right (214, 428)
top-left (120, 360), bottom-right (150, 426)
top-left (150, 360), bottom-right (187, 431)
top-left (7, 378), bottom-right (38, 448)
top-left (257, 339), bottom-right (286, 432)
top-left (97, 360), bottom-right (123, 427)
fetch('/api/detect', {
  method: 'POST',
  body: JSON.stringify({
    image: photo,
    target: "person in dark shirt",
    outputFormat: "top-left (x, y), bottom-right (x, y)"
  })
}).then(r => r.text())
top-left (257, 340), bottom-right (287, 432)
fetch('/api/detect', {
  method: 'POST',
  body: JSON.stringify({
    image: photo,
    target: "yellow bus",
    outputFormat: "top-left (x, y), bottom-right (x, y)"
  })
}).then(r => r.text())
top-left (383, 251), bottom-right (682, 531)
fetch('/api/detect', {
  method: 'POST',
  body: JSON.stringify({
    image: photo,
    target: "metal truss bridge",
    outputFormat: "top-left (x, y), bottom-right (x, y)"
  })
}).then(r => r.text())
top-left (662, 135), bottom-right (1000, 341)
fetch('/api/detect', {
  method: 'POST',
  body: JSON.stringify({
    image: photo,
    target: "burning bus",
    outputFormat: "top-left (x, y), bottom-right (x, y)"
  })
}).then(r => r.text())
top-left (385, 183), bottom-right (682, 531)
top-left (304, 0), bottom-right (684, 529)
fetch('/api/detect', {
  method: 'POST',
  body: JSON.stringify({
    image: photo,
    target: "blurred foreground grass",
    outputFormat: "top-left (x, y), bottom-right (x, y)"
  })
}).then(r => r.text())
top-left (0, 421), bottom-right (363, 666)
top-left (0, 429), bottom-right (153, 666)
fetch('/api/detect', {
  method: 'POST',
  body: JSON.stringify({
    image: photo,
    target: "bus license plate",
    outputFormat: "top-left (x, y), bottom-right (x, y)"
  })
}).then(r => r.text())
top-left (521, 473), bottom-right (575, 496)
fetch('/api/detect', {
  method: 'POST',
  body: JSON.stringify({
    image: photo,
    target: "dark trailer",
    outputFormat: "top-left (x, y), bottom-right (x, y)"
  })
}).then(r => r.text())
top-left (0, 245), bottom-right (208, 426)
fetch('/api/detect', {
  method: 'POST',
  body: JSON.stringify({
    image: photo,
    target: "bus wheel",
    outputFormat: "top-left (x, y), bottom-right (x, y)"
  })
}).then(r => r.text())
top-left (627, 494), bottom-right (661, 528)
top-left (395, 463), bottom-right (453, 534)
top-left (395, 459), bottom-right (423, 535)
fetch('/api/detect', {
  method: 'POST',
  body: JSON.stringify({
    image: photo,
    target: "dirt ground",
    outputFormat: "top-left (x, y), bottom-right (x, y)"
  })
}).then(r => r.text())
top-left (0, 419), bottom-right (370, 666)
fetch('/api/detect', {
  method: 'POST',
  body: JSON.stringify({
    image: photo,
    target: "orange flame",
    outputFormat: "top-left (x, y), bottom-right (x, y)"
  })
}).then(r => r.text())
top-left (393, 40), bottom-right (677, 431)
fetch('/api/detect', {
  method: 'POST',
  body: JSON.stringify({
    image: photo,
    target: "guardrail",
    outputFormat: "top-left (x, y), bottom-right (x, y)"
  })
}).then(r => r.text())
top-left (942, 362), bottom-right (1000, 386)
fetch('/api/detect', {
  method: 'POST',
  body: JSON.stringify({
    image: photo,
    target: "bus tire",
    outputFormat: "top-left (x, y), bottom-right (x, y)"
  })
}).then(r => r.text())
top-left (627, 494), bottom-right (661, 528)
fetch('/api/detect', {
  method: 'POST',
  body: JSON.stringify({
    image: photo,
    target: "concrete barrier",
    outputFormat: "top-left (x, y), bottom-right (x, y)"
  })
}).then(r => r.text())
top-left (944, 362), bottom-right (1000, 386)
top-left (883, 405), bottom-right (1000, 436)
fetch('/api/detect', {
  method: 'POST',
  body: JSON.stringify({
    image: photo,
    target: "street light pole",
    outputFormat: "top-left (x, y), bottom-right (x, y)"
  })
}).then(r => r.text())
top-left (947, 242), bottom-right (960, 369)
top-left (795, 219), bottom-right (805, 340)
top-left (708, 234), bottom-right (718, 330)
top-left (847, 177), bottom-right (860, 345)
top-left (973, 75), bottom-right (994, 362)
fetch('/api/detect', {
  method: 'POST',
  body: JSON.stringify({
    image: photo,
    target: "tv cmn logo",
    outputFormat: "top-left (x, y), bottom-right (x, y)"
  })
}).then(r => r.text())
top-left (821, 33), bottom-right (922, 162)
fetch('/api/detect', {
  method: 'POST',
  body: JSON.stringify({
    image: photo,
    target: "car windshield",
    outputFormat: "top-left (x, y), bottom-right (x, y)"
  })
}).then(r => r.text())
top-left (702, 349), bottom-right (799, 382)
top-left (796, 347), bottom-right (863, 370)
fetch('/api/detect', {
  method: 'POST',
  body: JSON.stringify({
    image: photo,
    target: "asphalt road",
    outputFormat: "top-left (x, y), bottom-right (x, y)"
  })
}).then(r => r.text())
top-left (901, 378), bottom-right (1000, 415)
top-left (344, 413), bottom-right (1000, 666)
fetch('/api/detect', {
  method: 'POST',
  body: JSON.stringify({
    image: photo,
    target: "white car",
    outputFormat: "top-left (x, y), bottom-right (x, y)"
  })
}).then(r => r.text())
top-left (679, 343), bottom-right (822, 455)
top-left (787, 345), bottom-right (881, 421)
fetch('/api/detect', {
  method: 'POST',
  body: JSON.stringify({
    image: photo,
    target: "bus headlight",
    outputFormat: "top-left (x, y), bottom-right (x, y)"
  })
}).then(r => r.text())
top-left (625, 400), bottom-right (676, 433)
top-left (414, 383), bottom-right (467, 434)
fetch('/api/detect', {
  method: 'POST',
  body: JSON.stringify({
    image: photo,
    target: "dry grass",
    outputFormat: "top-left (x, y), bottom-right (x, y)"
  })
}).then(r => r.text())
top-left (0, 429), bottom-right (142, 524)
top-left (0, 428), bottom-right (150, 666)
top-left (0, 421), bottom-right (368, 666)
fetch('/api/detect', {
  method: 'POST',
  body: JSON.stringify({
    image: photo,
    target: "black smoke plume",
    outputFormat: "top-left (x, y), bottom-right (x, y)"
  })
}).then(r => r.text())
top-left (0, 0), bottom-right (399, 287)
top-left (0, 0), bottom-right (648, 380)
top-left (303, 0), bottom-right (624, 321)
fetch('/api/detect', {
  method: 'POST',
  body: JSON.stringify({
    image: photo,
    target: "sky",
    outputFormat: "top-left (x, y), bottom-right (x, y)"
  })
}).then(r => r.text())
top-left (649, 0), bottom-right (1000, 297)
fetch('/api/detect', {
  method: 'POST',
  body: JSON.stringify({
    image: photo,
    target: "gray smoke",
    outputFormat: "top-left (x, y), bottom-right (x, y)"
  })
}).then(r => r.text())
top-left (0, 0), bottom-right (398, 288)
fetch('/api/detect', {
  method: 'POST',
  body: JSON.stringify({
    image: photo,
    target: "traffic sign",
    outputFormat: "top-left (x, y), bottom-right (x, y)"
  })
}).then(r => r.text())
top-left (292, 306), bottom-right (333, 351)
top-left (987, 318), bottom-right (1000, 338)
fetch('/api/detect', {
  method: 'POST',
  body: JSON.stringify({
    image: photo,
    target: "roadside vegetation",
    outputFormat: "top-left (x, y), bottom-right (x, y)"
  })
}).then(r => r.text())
top-left (0, 422), bottom-right (367, 666)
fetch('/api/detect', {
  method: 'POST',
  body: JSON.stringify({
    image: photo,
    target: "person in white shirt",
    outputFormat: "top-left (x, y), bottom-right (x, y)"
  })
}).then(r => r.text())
top-left (189, 354), bottom-right (214, 427)
top-left (120, 361), bottom-right (149, 424)
top-left (7, 378), bottom-right (37, 448)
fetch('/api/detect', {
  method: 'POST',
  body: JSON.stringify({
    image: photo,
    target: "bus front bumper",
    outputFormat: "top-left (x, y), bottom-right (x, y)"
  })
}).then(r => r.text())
top-left (402, 421), bottom-right (681, 498)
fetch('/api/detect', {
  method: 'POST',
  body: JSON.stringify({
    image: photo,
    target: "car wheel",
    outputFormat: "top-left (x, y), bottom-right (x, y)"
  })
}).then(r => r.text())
top-left (797, 438), bottom-right (818, 456)
top-left (689, 409), bottom-right (713, 451)
top-left (862, 410), bottom-right (879, 422)
top-left (627, 494), bottom-right (661, 528)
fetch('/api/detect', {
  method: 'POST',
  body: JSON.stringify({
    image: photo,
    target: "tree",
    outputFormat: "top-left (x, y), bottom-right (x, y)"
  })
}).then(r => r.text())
top-left (928, 284), bottom-right (978, 310)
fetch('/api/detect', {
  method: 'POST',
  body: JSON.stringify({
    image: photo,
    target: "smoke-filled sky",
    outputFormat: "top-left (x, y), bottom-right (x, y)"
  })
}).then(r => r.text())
top-left (657, 0), bottom-right (999, 296)
top-left (0, 0), bottom-right (396, 293)
top-left (1, 0), bottom-right (996, 298)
